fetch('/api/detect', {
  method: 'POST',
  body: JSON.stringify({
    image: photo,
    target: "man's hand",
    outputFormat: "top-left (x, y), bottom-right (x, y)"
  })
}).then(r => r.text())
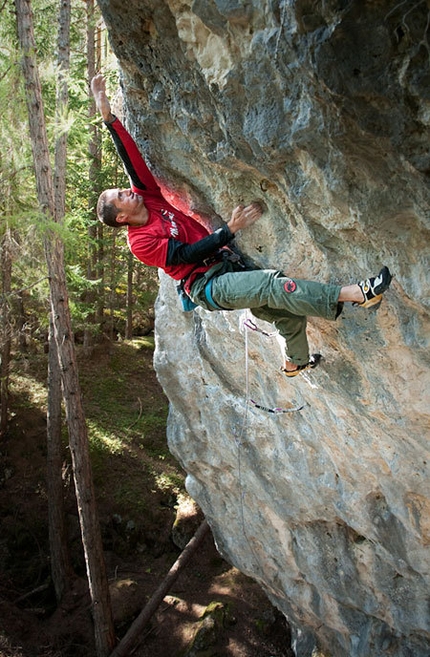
top-left (227, 202), bottom-right (264, 235)
top-left (91, 74), bottom-right (115, 123)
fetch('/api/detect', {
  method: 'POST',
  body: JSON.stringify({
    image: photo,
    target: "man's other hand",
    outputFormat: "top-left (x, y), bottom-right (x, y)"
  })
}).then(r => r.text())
top-left (227, 202), bottom-right (264, 234)
top-left (91, 74), bottom-right (115, 123)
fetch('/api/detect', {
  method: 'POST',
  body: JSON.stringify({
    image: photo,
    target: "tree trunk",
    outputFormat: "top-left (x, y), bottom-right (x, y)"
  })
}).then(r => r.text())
top-left (84, 0), bottom-right (100, 350)
top-left (0, 230), bottom-right (12, 437)
top-left (15, 0), bottom-right (115, 653)
top-left (125, 250), bottom-right (133, 340)
top-left (54, 0), bottom-right (70, 220)
top-left (46, 0), bottom-right (74, 604)
top-left (47, 316), bottom-right (73, 601)
top-left (108, 231), bottom-right (116, 341)
top-left (16, 290), bottom-right (27, 352)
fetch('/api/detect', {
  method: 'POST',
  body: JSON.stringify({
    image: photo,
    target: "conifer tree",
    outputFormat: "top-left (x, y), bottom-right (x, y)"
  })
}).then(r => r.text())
top-left (46, 0), bottom-right (74, 603)
top-left (15, 0), bottom-right (116, 653)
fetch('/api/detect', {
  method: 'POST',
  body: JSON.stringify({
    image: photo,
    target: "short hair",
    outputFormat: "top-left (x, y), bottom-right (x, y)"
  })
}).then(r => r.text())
top-left (96, 190), bottom-right (122, 227)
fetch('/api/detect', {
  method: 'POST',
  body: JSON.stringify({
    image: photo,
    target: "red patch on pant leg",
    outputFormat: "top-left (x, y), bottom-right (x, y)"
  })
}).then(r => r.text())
top-left (284, 279), bottom-right (297, 293)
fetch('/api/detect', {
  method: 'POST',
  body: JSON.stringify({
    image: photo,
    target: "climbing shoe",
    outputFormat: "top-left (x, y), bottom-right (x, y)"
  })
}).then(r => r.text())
top-left (282, 354), bottom-right (322, 378)
top-left (357, 266), bottom-right (392, 308)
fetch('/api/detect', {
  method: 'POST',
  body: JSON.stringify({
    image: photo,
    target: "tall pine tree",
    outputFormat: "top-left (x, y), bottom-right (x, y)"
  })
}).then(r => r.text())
top-left (15, 0), bottom-right (116, 653)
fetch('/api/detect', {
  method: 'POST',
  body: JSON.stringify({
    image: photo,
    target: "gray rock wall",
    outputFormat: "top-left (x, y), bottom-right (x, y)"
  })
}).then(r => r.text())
top-left (97, 1), bottom-right (430, 655)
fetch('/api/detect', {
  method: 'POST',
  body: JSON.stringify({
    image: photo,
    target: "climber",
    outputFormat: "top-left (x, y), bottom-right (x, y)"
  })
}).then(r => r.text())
top-left (91, 74), bottom-right (392, 377)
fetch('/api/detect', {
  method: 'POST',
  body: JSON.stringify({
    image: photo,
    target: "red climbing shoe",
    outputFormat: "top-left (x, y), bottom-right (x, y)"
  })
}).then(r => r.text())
top-left (357, 266), bottom-right (392, 308)
top-left (282, 354), bottom-right (322, 378)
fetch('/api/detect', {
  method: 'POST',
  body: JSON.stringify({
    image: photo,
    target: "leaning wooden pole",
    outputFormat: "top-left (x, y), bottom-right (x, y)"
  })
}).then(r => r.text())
top-left (110, 520), bottom-right (210, 657)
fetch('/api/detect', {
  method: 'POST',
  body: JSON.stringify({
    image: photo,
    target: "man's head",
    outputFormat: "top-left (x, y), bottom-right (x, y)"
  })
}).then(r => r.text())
top-left (96, 188), bottom-right (148, 227)
top-left (96, 190), bottom-right (121, 227)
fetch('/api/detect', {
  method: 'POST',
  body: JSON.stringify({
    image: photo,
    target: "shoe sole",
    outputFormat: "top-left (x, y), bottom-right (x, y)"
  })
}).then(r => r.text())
top-left (359, 293), bottom-right (382, 309)
top-left (283, 354), bottom-right (322, 377)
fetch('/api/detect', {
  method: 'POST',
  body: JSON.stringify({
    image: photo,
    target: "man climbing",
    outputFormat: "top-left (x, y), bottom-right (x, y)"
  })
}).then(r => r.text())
top-left (91, 74), bottom-right (392, 377)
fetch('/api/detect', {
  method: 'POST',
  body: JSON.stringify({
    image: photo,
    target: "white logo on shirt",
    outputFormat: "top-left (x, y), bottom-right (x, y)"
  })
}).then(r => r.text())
top-left (161, 209), bottom-right (179, 238)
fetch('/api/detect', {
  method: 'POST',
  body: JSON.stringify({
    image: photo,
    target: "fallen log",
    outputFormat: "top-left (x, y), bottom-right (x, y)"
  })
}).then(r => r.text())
top-left (109, 519), bottom-right (210, 657)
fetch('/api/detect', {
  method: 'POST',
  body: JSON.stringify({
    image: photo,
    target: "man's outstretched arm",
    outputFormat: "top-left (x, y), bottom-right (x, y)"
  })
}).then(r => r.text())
top-left (91, 74), bottom-right (160, 193)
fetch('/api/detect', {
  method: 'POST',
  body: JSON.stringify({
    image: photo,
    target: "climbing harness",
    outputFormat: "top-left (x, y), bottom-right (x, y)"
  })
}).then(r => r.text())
top-left (176, 282), bottom-right (198, 312)
top-left (204, 278), bottom-right (226, 311)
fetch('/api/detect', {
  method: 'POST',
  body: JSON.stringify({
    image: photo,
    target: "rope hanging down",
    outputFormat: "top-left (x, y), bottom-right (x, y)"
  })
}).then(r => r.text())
top-left (243, 318), bottom-right (305, 414)
top-left (231, 314), bottom-right (305, 577)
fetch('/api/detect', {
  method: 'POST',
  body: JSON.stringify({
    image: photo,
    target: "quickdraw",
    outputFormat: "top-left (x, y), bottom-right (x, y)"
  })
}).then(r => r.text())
top-left (250, 399), bottom-right (304, 414)
top-left (243, 318), bottom-right (277, 337)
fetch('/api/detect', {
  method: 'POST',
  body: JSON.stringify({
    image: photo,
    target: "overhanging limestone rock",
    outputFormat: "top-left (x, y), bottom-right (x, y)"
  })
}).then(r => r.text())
top-left (97, 1), bottom-right (430, 655)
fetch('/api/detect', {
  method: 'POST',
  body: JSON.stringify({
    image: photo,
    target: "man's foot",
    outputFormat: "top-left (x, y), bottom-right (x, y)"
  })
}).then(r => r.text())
top-left (356, 266), bottom-right (392, 308)
top-left (281, 354), bottom-right (322, 377)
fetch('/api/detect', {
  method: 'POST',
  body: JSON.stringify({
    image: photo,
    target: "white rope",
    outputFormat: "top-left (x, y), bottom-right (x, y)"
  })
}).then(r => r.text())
top-left (233, 313), bottom-right (305, 574)
top-left (232, 315), bottom-right (262, 573)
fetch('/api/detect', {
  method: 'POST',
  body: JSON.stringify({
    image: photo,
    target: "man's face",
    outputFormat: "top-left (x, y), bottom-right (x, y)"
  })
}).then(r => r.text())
top-left (105, 188), bottom-right (144, 219)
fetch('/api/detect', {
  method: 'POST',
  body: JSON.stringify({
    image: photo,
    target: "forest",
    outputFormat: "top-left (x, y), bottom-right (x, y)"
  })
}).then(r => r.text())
top-left (0, 1), bottom-right (291, 656)
top-left (0, 0), bottom-right (159, 379)
top-left (0, 0), bottom-right (161, 653)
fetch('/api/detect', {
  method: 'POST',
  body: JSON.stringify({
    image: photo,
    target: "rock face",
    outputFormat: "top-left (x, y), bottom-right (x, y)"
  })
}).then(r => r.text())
top-left (97, 1), bottom-right (430, 655)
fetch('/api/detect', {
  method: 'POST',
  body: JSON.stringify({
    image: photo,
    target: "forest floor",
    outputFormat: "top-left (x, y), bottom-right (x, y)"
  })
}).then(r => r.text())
top-left (0, 337), bottom-right (294, 657)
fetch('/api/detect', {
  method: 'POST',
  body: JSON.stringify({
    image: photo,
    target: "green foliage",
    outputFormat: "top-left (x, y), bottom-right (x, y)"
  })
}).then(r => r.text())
top-left (1, 0), bottom-right (158, 349)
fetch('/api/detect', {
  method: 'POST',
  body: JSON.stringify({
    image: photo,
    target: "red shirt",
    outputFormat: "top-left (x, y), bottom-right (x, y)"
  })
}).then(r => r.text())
top-left (108, 118), bottom-right (216, 284)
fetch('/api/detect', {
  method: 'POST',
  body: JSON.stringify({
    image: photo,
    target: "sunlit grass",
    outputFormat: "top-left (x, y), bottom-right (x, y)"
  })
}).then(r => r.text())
top-left (124, 336), bottom-right (155, 350)
top-left (10, 370), bottom-right (48, 410)
top-left (86, 419), bottom-right (124, 456)
top-left (154, 471), bottom-right (184, 493)
top-left (10, 338), bottom-right (184, 516)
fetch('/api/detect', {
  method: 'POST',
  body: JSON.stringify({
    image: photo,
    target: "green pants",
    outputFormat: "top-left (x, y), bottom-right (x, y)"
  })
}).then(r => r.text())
top-left (190, 261), bottom-right (342, 365)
